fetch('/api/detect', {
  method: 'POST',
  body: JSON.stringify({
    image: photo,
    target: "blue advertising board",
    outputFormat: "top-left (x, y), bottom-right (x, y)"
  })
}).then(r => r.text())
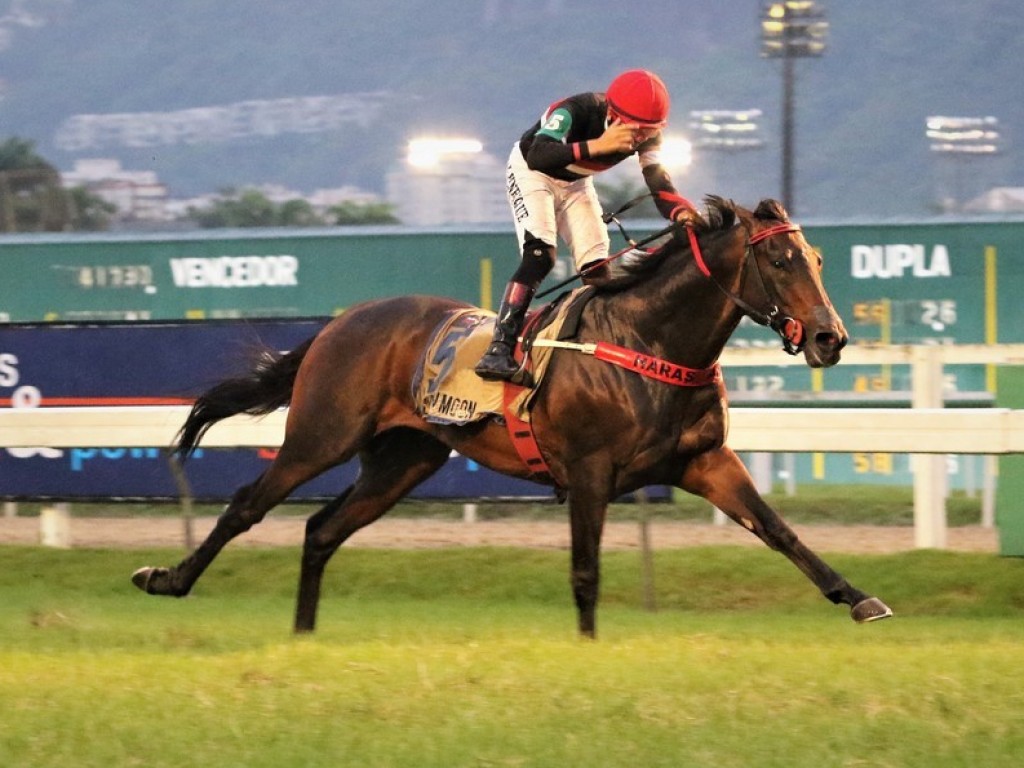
top-left (0, 320), bottom-right (554, 500)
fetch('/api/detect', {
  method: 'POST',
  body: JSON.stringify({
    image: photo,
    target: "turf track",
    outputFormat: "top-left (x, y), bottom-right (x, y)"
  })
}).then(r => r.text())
top-left (2, 545), bottom-right (1022, 767)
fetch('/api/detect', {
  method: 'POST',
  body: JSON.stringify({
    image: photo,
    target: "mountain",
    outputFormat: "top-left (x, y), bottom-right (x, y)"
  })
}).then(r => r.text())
top-left (1, 0), bottom-right (1021, 219)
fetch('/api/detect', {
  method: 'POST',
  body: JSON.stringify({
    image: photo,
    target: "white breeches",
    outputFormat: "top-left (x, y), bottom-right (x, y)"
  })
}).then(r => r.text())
top-left (505, 144), bottom-right (609, 270)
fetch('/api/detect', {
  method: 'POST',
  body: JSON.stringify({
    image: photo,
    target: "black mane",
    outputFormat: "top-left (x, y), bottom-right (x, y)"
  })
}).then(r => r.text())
top-left (607, 195), bottom-right (738, 287)
top-left (592, 195), bottom-right (792, 293)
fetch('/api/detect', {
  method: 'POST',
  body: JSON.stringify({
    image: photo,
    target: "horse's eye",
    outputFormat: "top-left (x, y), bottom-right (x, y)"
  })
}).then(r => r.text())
top-left (772, 259), bottom-right (785, 269)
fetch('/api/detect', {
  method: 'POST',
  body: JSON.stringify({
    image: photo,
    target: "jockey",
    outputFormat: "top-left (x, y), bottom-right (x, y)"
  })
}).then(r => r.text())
top-left (475, 68), bottom-right (699, 383)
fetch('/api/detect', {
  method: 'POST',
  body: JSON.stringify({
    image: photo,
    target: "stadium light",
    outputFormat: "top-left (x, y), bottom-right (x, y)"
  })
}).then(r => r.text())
top-left (926, 116), bottom-right (1001, 155)
top-left (658, 135), bottom-right (693, 170)
top-left (688, 110), bottom-right (764, 152)
top-left (926, 116), bottom-right (1001, 212)
top-left (407, 138), bottom-right (483, 168)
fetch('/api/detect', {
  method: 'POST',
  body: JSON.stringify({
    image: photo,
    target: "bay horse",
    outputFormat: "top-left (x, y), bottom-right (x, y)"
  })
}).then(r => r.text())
top-left (133, 196), bottom-right (893, 636)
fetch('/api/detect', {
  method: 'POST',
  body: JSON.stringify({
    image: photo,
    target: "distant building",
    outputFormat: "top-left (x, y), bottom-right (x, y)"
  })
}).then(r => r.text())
top-left (386, 140), bottom-right (507, 226)
top-left (963, 187), bottom-right (1024, 214)
top-left (61, 158), bottom-right (170, 223)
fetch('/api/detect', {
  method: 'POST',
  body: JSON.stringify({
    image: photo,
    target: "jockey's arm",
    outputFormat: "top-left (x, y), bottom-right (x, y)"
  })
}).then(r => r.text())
top-left (525, 121), bottom-right (639, 173)
top-left (638, 142), bottom-right (697, 222)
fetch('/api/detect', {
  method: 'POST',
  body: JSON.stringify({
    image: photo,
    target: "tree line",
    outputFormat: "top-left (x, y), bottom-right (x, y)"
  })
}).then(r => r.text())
top-left (0, 137), bottom-right (116, 232)
top-left (0, 137), bottom-right (399, 233)
top-left (2, 136), bottom-right (655, 233)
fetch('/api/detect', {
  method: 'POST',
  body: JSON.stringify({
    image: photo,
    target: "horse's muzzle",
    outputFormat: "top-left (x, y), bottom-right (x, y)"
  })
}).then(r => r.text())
top-left (804, 306), bottom-right (848, 368)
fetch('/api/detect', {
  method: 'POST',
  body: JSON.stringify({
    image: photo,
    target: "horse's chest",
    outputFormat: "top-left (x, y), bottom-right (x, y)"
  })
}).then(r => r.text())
top-left (617, 388), bottom-right (727, 459)
top-left (675, 401), bottom-right (728, 455)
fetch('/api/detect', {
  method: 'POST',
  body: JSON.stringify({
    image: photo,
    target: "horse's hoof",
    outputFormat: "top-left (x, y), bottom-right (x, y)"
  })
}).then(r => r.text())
top-left (851, 597), bottom-right (893, 623)
top-left (131, 566), bottom-right (176, 596)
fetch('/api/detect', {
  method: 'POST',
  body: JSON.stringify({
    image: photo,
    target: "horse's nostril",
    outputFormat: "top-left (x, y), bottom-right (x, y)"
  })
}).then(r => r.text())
top-left (815, 331), bottom-right (844, 350)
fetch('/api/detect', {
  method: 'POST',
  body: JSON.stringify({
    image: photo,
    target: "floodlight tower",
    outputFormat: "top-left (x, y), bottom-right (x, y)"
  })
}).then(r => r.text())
top-left (760, 1), bottom-right (828, 215)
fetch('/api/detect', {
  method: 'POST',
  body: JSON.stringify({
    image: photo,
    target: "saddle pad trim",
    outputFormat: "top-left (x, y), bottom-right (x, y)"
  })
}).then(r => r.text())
top-left (503, 382), bottom-right (553, 481)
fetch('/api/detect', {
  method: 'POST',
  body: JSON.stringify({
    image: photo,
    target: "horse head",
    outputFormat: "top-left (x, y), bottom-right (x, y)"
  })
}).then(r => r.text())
top-left (728, 197), bottom-right (848, 368)
top-left (594, 195), bottom-right (847, 368)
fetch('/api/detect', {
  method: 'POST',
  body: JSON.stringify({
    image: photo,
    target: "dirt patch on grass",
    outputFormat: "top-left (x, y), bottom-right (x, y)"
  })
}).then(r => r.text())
top-left (0, 514), bottom-right (999, 554)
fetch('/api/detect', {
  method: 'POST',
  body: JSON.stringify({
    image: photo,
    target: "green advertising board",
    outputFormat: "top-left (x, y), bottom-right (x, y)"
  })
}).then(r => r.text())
top-left (0, 226), bottom-right (520, 322)
top-left (995, 366), bottom-right (1024, 556)
top-left (2, 219), bottom-right (1020, 342)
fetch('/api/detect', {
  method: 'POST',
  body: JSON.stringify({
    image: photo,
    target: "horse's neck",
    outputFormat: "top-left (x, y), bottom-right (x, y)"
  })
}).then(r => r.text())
top-left (616, 231), bottom-right (746, 367)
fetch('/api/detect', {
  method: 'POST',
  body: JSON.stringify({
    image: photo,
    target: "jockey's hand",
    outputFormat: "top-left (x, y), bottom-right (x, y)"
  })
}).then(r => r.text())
top-left (673, 206), bottom-right (704, 228)
top-left (593, 120), bottom-right (641, 154)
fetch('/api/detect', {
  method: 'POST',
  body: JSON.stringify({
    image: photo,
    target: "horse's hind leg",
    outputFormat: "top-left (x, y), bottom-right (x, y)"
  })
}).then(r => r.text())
top-left (294, 428), bottom-right (451, 633)
top-left (680, 447), bottom-right (892, 623)
top-left (132, 442), bottom-right (340, 598)
top-left (565, 466), bottom-right (614, 639)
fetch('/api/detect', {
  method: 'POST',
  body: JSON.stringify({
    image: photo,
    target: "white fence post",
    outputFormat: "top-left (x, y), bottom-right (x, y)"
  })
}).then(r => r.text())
top-left (982, 454), bottom-right (997, 528)
top-left (911, 345), bottom-right (947, 549)
top-left (39, 503), bottom-right (71, 548)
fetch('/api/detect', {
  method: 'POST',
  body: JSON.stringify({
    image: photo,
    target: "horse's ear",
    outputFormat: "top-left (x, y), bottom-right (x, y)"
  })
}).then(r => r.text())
top-left (702, 195), bottom-right (736, 231)
top-left (754, 198), bottom-right (790, 222)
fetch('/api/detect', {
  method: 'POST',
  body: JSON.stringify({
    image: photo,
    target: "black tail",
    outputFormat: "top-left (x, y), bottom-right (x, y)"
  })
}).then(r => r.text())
top-left (173, 336), bottom-right (316, 460)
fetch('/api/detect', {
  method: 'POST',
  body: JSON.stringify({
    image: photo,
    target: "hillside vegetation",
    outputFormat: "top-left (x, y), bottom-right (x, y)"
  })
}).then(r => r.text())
top-left (0, 0), bottom-right (1021, 218)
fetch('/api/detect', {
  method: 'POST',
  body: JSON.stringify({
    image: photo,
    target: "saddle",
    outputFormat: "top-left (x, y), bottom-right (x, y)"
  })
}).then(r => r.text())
top-left (412, 289), bottom-right (593, 486)
top-left (412, 287), bottom-right (593, 428)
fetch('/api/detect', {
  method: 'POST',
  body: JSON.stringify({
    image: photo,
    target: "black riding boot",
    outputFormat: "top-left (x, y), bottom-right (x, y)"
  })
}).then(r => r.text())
top-left (474, 281), bottom-right (535, 382)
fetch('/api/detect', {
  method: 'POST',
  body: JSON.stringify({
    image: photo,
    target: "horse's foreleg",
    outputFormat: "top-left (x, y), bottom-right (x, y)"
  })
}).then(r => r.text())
top-left (680, 447), bottom-right (892, 623)
top-left (294, 429), bottom-right (451, 633)
top-left (566, 475), bottom-right (613, 639)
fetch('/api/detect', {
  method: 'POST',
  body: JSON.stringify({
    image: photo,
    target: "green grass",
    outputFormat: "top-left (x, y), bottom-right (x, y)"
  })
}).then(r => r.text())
top-left (2, 546), bottom-right (1023, 767)
top-left (9, 483), bottom-right (988, 526)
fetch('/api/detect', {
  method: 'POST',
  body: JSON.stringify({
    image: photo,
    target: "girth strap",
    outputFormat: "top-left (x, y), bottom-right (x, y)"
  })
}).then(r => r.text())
top-left (593, 342), bottom-right (721, 387)
top-left (502, 382), bottom-right (554, 481)
top-left (502, 336), bottom-right (719, 485)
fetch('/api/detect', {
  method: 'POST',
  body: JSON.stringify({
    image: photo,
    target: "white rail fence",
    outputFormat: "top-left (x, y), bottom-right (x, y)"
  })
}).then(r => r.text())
top-left (2, 344), bottom-right (1023, 549)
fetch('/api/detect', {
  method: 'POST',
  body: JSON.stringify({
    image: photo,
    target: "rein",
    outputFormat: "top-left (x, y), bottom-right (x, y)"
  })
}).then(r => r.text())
top-left (535, 220), bottom-right (676, 300)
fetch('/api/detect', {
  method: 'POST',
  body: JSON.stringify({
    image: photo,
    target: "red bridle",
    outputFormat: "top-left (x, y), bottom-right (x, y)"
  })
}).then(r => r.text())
top-left (748, 223), bottom-right (802, 244)
top-left (685, 221), bottom-right (809, 355)
top-left (686, 222), bottom-right (802, 273)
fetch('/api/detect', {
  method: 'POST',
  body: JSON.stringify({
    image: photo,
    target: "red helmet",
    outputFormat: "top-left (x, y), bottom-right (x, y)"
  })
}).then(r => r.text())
top-left (606, 69), bottom-right (670, 127)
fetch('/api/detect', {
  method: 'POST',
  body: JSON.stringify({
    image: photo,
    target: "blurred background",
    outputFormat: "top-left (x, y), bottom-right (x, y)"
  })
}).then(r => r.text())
top-left (1, 0), bottom-right (1021, 230)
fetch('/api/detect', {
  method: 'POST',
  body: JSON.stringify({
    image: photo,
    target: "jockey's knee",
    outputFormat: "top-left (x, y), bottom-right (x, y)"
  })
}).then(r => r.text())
top-left (512, 236), bottom-right (556, 289)
top-left (522, 236), bottom-right (556, 267)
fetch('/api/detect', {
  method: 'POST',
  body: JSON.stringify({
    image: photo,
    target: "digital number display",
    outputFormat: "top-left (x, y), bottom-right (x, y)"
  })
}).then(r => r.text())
top-left (77, 265), bottom-right (154, 290)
